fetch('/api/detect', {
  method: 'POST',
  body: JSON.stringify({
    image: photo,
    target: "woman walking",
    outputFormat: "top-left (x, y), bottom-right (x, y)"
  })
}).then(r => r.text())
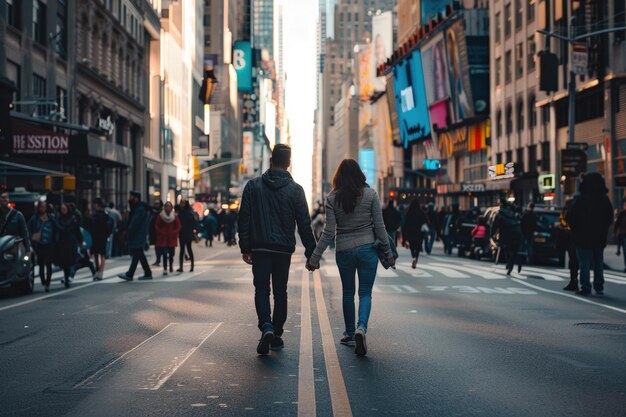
top-left (56, 203), bottom-right (81, 288)
top-left (27, 201), bottom-right (56, 292)
top-left (156, 202), bottom-right (181, 275)
top-left (307, 159), bottom-right (394, 356)
top-left (177, 199), bottom-right (195, 273)
top-left (91, 199), bottom-right (113, 281)
top-left (402, 200), bottom-right (427, 269)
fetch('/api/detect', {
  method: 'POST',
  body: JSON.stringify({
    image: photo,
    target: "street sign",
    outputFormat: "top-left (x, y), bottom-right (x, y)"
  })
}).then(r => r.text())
top-left (571, 42), bottom-right (588, 75)
top-left (538, 174), bottom-right (556, 192)
top-left (566, 142), bottom-right (588, 151)
top-left (561, 149), bottom-right (587, 177)
top-left (488, 162), bottom-right (515, 180)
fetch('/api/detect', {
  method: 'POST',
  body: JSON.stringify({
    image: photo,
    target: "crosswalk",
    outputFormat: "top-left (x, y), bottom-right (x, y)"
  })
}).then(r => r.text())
top-left (318, 257), bottom-right (626, 286)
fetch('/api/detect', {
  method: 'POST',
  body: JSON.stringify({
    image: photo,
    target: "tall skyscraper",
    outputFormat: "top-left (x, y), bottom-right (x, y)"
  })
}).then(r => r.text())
top-left (252, 0), bottom-right (274, 56)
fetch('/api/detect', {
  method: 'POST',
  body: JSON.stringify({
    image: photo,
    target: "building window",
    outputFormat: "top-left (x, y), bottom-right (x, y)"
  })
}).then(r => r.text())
top-left (528, 144), bottom-right (537, 172)
top-left (516, 98), bottom-right (524, 133)
top-left (527, 36), bottom-right (536, 72)
top-left (7, 61), bottom-right (20, 107)
top-left (528, 94), bottom-right (537, 128)
top-left (516, 148), bottom-right (524, 169)
top-left (515, 43), bottom-right (524, 79)
top-left (506, 150), bottom-right (513, 163)
top-left (32, 74), bottom-right (47, 116)
top-left (515, 0), bottom-right (523, 30)
top-left (204, 34), bottom-right (211, 46)
top-left (204, 14), bottom-right (210, 26)
top-left (7, 0), bottom-right (22, 30)
top-left (506, 104), bottom-right (513, 135)
top-left (495, 12), bottom-right (501, 43)
top-left (505, 3), bottom-right (512, 37)
top-left (33, 1), bottom-right (47, 45)
top-left (505, 50), bottom-right (512, 83)
top-left (496, 110), bottom-right (503, 138)
top-left (528, 0), bottom-right (535, 22)
top-left (495, 57), bottom-right (501, 86)
top-left (541, 141), bottom-right (550, 171)
top-left (497, 152), bottom-right (503, 164)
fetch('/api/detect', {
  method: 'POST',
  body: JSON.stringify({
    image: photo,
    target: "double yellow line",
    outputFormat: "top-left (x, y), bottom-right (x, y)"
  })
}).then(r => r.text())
top-left (298, 269), bottom-right (353, 417)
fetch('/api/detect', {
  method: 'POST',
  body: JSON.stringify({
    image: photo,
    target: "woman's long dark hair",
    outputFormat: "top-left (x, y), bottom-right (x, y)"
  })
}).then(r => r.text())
top-left (332, 159), bottom-right (367, 214)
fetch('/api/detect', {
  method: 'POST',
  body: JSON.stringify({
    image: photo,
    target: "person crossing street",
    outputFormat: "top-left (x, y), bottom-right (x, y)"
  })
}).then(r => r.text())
top-left (118, 191), bottom-right (152, 281)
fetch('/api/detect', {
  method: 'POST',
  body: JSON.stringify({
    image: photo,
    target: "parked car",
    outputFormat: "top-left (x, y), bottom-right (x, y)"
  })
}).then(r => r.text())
top-left (451, 208), bottom-right (481, 257)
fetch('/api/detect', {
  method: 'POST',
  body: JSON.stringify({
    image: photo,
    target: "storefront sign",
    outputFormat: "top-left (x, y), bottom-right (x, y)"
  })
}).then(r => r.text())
top-left (461, 183), bottom-right (486, 193)
top-left (233, 40), bottom-right (252, 93)
top-left (437, 120), bottom-right (490, 158)
top-left (422, 159), bottom-right (441, 170)
top-left (561, 149), bottom-right (587, 176)
top-left (488, 162), bottom-right (515, 180)
top-left (12, 121), bottom-right (70, 155)
top-left (538, 174), bottom-right (556, 192)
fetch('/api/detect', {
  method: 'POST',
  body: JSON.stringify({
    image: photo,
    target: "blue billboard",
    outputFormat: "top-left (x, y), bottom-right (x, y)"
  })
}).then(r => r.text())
top-left (233, 40), bottom-right (252, 93)
top-left (359, 149), bottom-right (376, 188)
top-left (392, 50), bottom-right (431, 148)
top-left (421, 0), bottom-right (450, 25)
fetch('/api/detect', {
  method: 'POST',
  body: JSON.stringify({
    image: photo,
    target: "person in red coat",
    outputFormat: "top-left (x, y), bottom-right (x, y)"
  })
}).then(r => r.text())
top-left (155, 201), bottom-right (181, 275)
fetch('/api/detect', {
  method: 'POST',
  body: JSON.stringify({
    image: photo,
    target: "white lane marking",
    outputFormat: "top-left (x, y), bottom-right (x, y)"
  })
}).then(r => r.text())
top-left (298, 270), bottom-right (316, 417)
top-left (515, 267), bottom-right (566, 282)
top-left (425, 285), bottom-right (537, 295)
top-left (549, 354), bottom-right (607, 369)
top-left (408, 264), bottom-right (470, 278)
top-left (430, 262), bottom-right (504, 279)
top-left (395, 265), bottom-right (433, 277)
top-left (149, 323), bottom-right (222, 390)
top-left (313, 270), bottom-right (353, 417)
top-left (377, 268), bottom-right (398, 278)
top-left (373, 284), bottom-right (419, 294)
top-left (511, 278), bottom-right (626, 315)
top-left (0, 279), bottom-right (105, 312)
top-left (74, 322), bottom-right (176, 388)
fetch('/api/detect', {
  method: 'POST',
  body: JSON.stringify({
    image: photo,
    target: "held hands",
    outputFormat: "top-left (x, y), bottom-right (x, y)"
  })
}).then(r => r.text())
top-left (242, 253), bottom-right (253, 265)
top-left (306, 259), bottom-right (320, 272)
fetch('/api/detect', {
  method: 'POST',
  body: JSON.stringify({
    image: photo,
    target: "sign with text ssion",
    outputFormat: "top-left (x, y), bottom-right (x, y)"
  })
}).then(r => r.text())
top-left (233, 40), bottom-right (252, 93)
top-left (392, 50), bottom-right (431, 148)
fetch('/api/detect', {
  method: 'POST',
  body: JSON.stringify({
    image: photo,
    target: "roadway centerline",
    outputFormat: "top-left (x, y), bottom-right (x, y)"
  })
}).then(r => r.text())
top-left (313, 269), bottom-right (353, 417)
top-left (297, 269), bottom-right (316, 417)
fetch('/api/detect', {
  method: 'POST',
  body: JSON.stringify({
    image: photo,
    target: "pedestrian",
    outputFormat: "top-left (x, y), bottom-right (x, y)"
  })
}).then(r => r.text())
top-left (559, 198), bottom-right (580, 291)
top-left (382, 199), bottom-right (401, 246)
top-left (238, 144), bottom-right (316, 355)
top-left (403, 200), bottom-right (427, 269)
top-left (177, 199), bottom-right (196, 273)
top-left (442, 206), bottom-right (458, 255)
top-left (471, 215), bottom-right (489, 254)
top-left (307, 159), bottom-right (394, 357)
top-left (91, 199), bottom-right (114, 281)
top-left (27, 201), bottom-right (56, 292)
top-left (149, 199), bottom-right (164, 266)
top-left (118, 191), bottom-right (152, 281)
top-left (156, 201), bottom-right (180, 276)
top-left (202, 209), bottom-right (217, 247)
top-left (225, 209), bottom-right (238, 246)
top-left (613, 199), bottom-right (626, 272)
top-left (55, 203), bottom-right (81, 288)
top-left (0, 192), bottom-right (30, 253)
top-left (424, 203), bottom-right (438, 254)
top-left (493, 197), bottom-right (524, 275)
top-left (566, 173), bottom-right (613, 296)
top-left (521, 202), bottom-right (538, 265)
top-left (106, 202), bottom-right (122, 257)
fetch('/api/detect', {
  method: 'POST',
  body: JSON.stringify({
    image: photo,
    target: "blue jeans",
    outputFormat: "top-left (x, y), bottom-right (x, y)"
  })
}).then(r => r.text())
top-left (425, 229), bottom-right (436, 254)
top-left (335, 243), bottom-right (378, 336)
top-left (576, 247), bottom-right (605, 293)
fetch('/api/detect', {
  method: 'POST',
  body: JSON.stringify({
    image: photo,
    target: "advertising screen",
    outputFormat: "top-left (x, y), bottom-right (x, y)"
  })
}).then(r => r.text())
top-left (372, 11), bottom-right (393, 92)
top-left (233, 40), bottom-right (252, 92)
top-left (358, 43), bottom-right (374, 100)
top-left (359, 149), bottom-right (376, 190)
top-left (421, 33), bottom-right (453, 130)
top-left (445, 23), bottom-right (474, 120)
top-left (392, 50), bottom-right (431, 148)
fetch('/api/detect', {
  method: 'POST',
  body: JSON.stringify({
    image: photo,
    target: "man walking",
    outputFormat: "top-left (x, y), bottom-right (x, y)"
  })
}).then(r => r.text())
top-left (566, 173), bottom-right (613, 296)
top-left (521, 203), bottom-right (538, 265)
top-left (0, 192), bottom-right (30, 253)
top-left (493, 197), bottom-right (524, 275)
top-left (382, 199), bottom-right (401, 246)
top-left (118, 191), bottom-right (152, 281)
top-left (238, 144), bottom-right (316, 355)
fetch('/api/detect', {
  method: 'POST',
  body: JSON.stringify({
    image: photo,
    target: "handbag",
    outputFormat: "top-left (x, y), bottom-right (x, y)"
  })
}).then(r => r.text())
top-left (373, 234), bottom-right (399, 270)
top-left (420, 223), bottom-right (430, 234)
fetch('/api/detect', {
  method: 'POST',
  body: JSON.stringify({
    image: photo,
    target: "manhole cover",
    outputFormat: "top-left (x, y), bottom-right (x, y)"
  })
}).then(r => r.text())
top-left (575, 323), bottom-right (626, 331)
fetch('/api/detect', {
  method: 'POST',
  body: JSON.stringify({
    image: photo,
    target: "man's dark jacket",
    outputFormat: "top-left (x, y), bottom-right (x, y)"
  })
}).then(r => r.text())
top-left (566, 173), bottom-right (613, 248)
top-left (1, 207), bottom-right (30, 252)
top-left (238, 169), bottom-right (316, 258)
top-left (127, 202), bottom-right (150, 249)
top-left (521, 210), bottom-right (538, 240)
top-left (494, 204), bottom-right (524, 247)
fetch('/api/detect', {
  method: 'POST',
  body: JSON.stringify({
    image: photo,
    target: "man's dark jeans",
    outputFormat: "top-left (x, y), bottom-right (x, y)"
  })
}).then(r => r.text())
top-left (576, 247), bottom-right (604, 293)
top-left (128, 248), bottom-right (152, 278)
top-left (252, 251), bottom-right (291, 336)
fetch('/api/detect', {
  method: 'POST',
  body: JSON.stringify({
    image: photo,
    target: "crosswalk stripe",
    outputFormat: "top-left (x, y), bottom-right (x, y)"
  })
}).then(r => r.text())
top-left (395, 265), bottom-right (433, 277)
top-left (430, 262), bottom-right (504, 279)
top-left (404, 263), bottom-right (470, 278)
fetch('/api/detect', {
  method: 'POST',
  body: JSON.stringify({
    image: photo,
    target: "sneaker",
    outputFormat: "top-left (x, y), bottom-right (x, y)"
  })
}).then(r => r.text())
top-left (257, 330), bottom-right (274, 355)
top-left (64, 277), bottom-right (71, 288)
top-left (576, 289), bottom-right (591, 296)
top-left (340, 334), bottom-right (355, 347)
top-left (270, 336), bottom-right (284, 351)
top-left (151, 261), bottom-right (160, 266)
top-left (138, 275), bottom-right (153, 281)
top-left (412, 258), bottom-right (417, 269)
top-left (117, 273), bottom-right (133, 281)
top-left (355, 328), bottom-right (367, 356)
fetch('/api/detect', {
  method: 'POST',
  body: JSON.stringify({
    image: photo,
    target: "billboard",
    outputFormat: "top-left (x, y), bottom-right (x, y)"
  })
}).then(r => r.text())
top-left (421, 33), bottom-right (453, 130)
top-left (359, 149), bottom-right (376, 189)
top-left (392, 50), bottom-right (431, 148)
top-left (445, 23), bottom-right (474, 120)
top-left (372, 11), bottom-right (393, 92)
top-left (421, 0), bottom-right (450, 25)
top-left (242, 131), bottom-right (253, 176)
top-left (358, 43), bottom-right (374, 99)
top-left (233, 40), bottom-right (252, 92)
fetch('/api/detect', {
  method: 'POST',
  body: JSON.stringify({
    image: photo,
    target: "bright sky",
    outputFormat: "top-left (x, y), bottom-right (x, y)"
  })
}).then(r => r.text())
top-left (284, 0), bottom-right (317, 205)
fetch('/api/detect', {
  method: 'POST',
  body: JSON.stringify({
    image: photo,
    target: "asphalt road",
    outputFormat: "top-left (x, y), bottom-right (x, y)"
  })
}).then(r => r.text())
top-left (1, 241), bottom-right (625, 417)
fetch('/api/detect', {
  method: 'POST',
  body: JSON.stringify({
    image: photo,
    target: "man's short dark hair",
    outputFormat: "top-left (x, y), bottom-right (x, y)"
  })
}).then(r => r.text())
top-left (272, 144), bottom-right (291, 168)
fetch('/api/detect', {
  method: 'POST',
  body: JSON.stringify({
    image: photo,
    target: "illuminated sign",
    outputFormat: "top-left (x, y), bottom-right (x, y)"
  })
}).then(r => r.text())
top-left (422, 159), bottom-right (441, 170)
top-left (538, 174), bottom-right (556, 192)
top-left (488, 162), bottom-right (515, 180)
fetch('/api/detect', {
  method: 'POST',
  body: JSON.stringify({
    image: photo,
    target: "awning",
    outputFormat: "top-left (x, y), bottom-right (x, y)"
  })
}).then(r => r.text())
top-left (70, 133), bottom-right (133, 167)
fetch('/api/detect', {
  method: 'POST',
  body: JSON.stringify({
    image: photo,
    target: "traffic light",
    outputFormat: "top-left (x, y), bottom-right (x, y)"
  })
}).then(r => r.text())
top-left (193, 157), bottom-right (200, 181)
top-left (538, 51), bottom-right (558, 93)
top-left (45, 175), bottom-right (76, 192)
